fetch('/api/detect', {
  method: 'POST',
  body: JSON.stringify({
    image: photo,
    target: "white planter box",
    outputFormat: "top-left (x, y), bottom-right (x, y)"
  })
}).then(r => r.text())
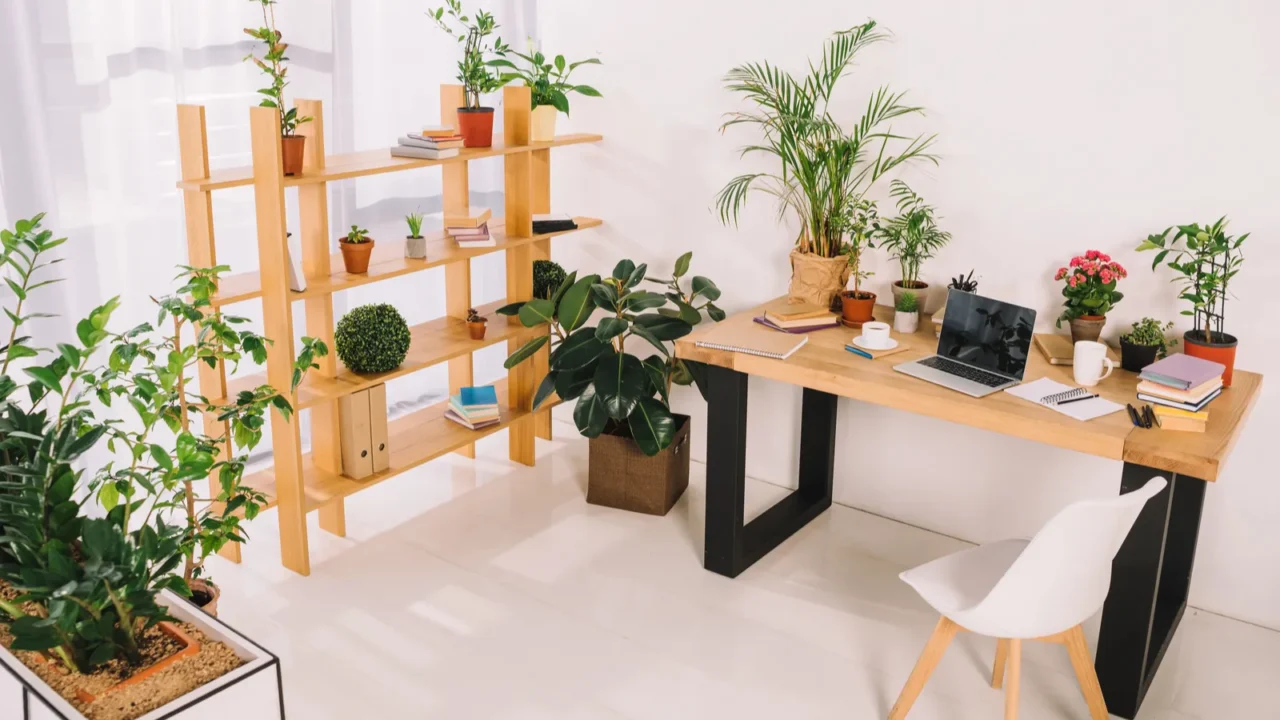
top-left (1, 590), bottom-right (284, 720)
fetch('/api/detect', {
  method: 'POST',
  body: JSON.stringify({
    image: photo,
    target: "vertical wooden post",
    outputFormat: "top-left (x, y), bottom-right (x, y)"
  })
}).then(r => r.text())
top-left (249, 106), bottom-right (310, 576)
top-left (504, 85), bottom-right (536, 466)
top-left (294, 99), bottom-right (345, 538)
top-left (530, 146), bottom-right (553, 441)
top-left (441, 84), bottom-right (476, 459)
top-left (176, 105), bottom-right (240, 564)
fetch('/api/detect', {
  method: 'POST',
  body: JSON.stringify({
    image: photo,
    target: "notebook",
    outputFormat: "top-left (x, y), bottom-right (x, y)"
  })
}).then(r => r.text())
top-left (1005, 378), bottom-right (1124, 421)
top-left (1136, 377), bottom-right (1222, 404)
top-left (694, 324), bottom-right (808, 360)
top-left (1138, 388), bottom-right (1221, 413)
top-left (764, 304), bottom-right (832, 324)
top-left (753, 316), bottom-right (839, 334)
top-left (1139, 353), bottom-right (1225, 390)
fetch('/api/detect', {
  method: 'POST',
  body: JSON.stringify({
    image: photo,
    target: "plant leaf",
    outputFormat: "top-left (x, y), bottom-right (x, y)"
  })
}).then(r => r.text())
top-left (558, 274), bottom-right (600, 332)
top-left (503, 335), bottom-right (549, 369)
top-left (592, 350), bottom-right (646, 420)
top-left (628, 397), bottom-right (676, 456)
top-left (572, 385), bottom-right (608, 438)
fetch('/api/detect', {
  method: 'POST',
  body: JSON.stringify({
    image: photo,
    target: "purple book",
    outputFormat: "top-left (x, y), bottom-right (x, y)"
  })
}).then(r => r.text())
top-left (1139, 353), bottom-right (1226, 390)
top-left (753, 316), bottom-right (840, 334)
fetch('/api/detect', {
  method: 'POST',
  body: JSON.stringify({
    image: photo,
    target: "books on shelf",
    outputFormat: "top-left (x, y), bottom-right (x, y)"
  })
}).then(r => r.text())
top-left (443, 208), bottom-right (492, 228)
top-left (401, 134), bottom-right (463, 150)
top-left (446, 385), bottom-right (502, 431)
top-left (420, 125), bottom-right (457, 138)
top-left (390, 144), bottom-right (460, 161)
top-left (1139, 353), bottom-right (1225, 391)
top-left (1154, 406), bottom-right (1209, 433)
top-left (532, 213), bottom-right (578, 234)
top-left (448, 223), bottom-right (494, 247)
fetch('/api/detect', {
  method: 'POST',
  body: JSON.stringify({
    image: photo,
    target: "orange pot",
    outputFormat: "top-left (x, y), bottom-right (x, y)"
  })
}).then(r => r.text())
top-left (74, 622), bottom-right (201, 704)
top-left (467, 321), bottom-right (487, 340)
top-left (841, 291), bottom-right (877, 325)
top-left (457, 107), bottom-right (495, 148)
top-left (1184, 330), bottom-right (1238, 387)
top-left (281, 134), bottom-right (306, 176)
top-left (340, 238), bottom-right (375, 274)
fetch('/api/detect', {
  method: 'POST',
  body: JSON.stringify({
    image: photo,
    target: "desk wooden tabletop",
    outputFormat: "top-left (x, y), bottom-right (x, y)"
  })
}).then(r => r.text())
top-left (674, 297), bottom-right (1262, 481)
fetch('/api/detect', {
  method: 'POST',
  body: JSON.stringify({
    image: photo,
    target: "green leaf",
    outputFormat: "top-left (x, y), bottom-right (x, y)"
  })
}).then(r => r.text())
top-left (623, 291), bottom-right (667, 311)
top-left (593, 350), bottom-right (646, 420)
top-left (630, 324), bottom-right (671, 357)
top-left (573, 85), bottom-right (603, 98)
top-left (612, 259), bottom-right (636, 281)
top-left (572, 385), bottom-right (609, 438)
top-left (628, 398), bottom-right (676, 456)
top-left (558, 274), bottom-right (600, 332)
top-left (691, 276), bottom-right (721, 301)
top-left (641, 355), bottom-right (669, 404)
top-left (551, 327), bottom-right (606, 371)
top-left (595, 317), bottom-right (628, 342)
top-left (554, 364), bottom-right (594, 401)
top-left (591, 283), bottom-right (619, 312)
top-left (5, 278), bottom-right (26, 301)
top-left (625, 263), bottom-right (648, 289)
top-left (503, 335), bottom-right (549, 369)
top-left (517, 298), bottom-right (556, 327)
top-left (706, 303), bottom-right (726, 322)
top-left (495, 301), bottom-right (525, 316)
top-left (532, 372), bottom-right (557, 409)
top-left (633, 314), bottom-right (694, 341)
top-left (24, 366), bottom-right (62, 394)
top-left (56, 343), bottom-right (80, 367)
top-left (673, 251), bottom-right (692, 278)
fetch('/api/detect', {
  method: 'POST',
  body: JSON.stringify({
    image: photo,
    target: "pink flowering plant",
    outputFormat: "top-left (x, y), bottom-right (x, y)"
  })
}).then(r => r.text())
top-left (1054, 250), bottom-right (1127, 327)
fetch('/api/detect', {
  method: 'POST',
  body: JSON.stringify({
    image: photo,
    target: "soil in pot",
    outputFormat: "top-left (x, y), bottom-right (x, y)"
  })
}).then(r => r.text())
top-left (281, 134), bottom-right (306, 176)
top-left (1184, 330), bottom-right (1238, 387)
top-left (840, 291), bottom-right (876, 325)
top-left (1070, 315), bottom-right (1106, 344)
top-left (1119, 339), bottom-right (1160, 373)
top-left (340, 238), bottom-right (375, 274)
top-left (467, 321), bottom-right (487, 340)
top-left (457, 107), bottom-right (495, 148)
top-left (788, 250), bottom-right (850, 308)
top-left (189, 578), bottom-right (221, 617)
top-left (0, 584), bottom-right (244, 720)
top-left (587, 415), bottom-right (690, 516)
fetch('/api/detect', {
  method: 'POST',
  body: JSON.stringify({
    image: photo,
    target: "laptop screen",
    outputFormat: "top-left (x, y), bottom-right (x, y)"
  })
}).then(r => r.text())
top-left (936, 290), bottom-right (1037, 380)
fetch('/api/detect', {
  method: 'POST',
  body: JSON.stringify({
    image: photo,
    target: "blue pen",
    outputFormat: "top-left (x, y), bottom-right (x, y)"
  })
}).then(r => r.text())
top-left (845, 345), bottom-right (873, 360)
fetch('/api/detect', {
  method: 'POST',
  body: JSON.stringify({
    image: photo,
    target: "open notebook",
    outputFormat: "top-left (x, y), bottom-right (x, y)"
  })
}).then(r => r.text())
top-left (694, 323), bottom-right (808, 360)
top-left (1005, 378), bottom-right (1124, 422)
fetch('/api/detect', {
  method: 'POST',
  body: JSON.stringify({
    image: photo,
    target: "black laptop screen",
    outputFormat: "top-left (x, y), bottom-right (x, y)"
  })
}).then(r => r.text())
top-left (936, 291), bottom-right (1037, 380)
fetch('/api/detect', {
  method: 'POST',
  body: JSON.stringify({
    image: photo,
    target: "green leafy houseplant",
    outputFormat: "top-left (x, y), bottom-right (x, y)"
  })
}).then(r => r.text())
top-left (533, 259), bottom-right (567, 300)
top-left (1121, 318), bottom-right (1176, 356)
top-left (490, 42), bottom-right (602, 115)
top-left (1136, 217), bottom-right (1246, 344)
top-left (498, 252), bottom-right (723, 456)
top-left (243, 0), bottom-right (311, 137)
top-left (842, 199), bottom-right (879, 298)
top-left (335, 304), bottom-right (411, 374)
top-left (429, 0), bottom-right (511, 110)
top-left (876, 181), bottom-right (951, 291)
top-left (405, 212), bottom-right (425, 239)
top-left (342, 225), bottom-right (371, 244)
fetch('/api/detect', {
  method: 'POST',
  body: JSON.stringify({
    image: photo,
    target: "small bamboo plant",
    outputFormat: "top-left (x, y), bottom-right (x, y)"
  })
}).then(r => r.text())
top-left (343, 225), bottom-right (371, 244)
top-left (405, 212), bottom-right (425, 239)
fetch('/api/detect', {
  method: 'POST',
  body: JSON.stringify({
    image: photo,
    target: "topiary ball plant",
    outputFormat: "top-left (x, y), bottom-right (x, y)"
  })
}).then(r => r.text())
top-left (335, 303), bottom-right (411, 373)
top-left (533, 259), bottom-right (567, 300)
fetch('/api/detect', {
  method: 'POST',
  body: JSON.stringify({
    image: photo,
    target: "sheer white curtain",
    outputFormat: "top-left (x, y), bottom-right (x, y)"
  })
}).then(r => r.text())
top-left (0, 0), bottom-right (538, 451)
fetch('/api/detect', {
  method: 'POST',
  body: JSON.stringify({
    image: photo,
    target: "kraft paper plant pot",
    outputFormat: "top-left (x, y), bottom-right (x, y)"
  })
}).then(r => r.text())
top-left (189, 578), bottom-right (221, 617)
top-left (587, 415), bottom-right (690, 516)
top-left (1184, 330), bottom-right (1238, 387)
top-left (0, 589), bottom-right (285, 720)
top-left (840, 291), bottom-right (876, 324)
top-left (405, 235), bottom-right (427, 260)
top-left (1119, 339), bottom-right (1160, 373)
top-left (530, 105), bottom-right (558, 142)
top-left (339, 239), bottom-right (375, 274)
top-left (280, 135), bottom-right (305, 176)
top-left (1070, 315), bottom-right (1106, 344)
top-left (457, 107), bottom-right (495, 148)
top-left (788, 250), bottom-right (850, 308)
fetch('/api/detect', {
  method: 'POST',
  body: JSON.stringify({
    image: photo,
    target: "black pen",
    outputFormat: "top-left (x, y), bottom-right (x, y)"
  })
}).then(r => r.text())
top-left (1127, 404), bottom-right (1142, 427)
top-left (1058, 394), bottom-right (1098, 405)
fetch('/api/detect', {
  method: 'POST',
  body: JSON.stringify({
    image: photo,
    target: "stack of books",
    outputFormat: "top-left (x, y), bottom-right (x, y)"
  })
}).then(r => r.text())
top-left (753, 304), bottom-right (839, 334)
top-left (445, 385), bottom-right (501, 430)
top-left (532, 213), bottom-right (578, 234)
top-left (390, 126), bottom-right (463, 160)
top-left (445, 208), bottom-right (494, 248)
top-left (1153, 406), bottom-right (1209, 433)
top-left (1136, 353), bottom-right (1225, 413)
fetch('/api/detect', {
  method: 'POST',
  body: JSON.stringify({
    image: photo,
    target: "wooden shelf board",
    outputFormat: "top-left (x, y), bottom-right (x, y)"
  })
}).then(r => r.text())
top-left (242, 378), bottom-right (558, 513)
top-left (177, 133), bottom-right (603, 192)
top-left (211, 217), bottom-right (601, 307)
top-left (212, 297), bottom-right (544, 409)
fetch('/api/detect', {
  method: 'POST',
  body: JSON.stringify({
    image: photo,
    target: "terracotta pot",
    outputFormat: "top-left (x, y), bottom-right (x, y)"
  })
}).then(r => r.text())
top-left (840, 291), bottom-right (877, 324)
top-left (405, 235), bottom-right (427, 260)
top-left (891, 281), bottom-right (930, 315)
top-left (531, 105), bottom-right (558, 142)
top-left (74, 622), bottom-right (201, 704)
top-left (281, 134), bottom-right (306, 176)
top-left (587, 415), bottom-right (690, 516)
top-left (467, 320), bottom-right (487, 340)
top-left (1119, 339), bottom-right (1161, 373)
top-left (788, 250), bottom-right (850, 307)
top-left (457, 107), bottom-right (495, 148)
top-left (340, 238), bottom-right (375, 274)
top-left (1069, 315), bottom-right (1106, 344)
top-left (1184, 330), bottom-right (1237, 387)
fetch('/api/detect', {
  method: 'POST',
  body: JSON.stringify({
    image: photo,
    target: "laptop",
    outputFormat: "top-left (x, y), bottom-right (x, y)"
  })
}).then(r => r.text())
top-left (894, 290), bottom-right (1037, 398)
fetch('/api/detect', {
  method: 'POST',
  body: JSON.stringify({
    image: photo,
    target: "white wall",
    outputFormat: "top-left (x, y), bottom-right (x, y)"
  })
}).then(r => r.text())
top-left (539, 1), bottom-right (1280, 630)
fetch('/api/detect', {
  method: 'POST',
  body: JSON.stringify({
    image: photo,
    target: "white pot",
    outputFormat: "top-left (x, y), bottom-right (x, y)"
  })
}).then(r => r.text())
top-left (531, 105), bottom-right (558, 142)
top-left (894, 310), bottom-right (919, 334)
top-left (405, 235), bottom-right (427, 260)
top-left (1, 590), bottom-right (284, 720)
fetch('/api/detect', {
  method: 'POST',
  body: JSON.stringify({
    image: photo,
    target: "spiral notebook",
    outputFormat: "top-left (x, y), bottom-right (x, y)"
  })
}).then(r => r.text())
top-left (694, 324), bottom-right (808, 360)
top-left (1005, 378), bottom-right (1124, 421)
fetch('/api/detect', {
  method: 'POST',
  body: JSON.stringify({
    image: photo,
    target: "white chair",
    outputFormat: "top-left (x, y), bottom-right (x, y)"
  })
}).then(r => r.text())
top-left (887, 478), bottom-right (1167, 720)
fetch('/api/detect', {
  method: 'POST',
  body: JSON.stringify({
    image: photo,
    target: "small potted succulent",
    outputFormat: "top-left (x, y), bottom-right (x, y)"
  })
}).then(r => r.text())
top-left (467, 307), bottom-right (488, 340)
top-left (839, 200), bottom-right (878, 323)
top-left (405, 210), bottom-right (427, 259)
top-left (1054, 250), bottom-right (1127, 343)
top-left (244, 0), bottom-right (311, 175)
top-left (430, 0), bottom-right (511, 148)
top-left (490, 41), bottom-right (602, 142)
top-left (893, 290), bottom-right (919, 333)
top-left (1119, 318), bottom-right (1177, 373)
top-left (877, 181), bottom-right (950, 314)
top-left (339, 224), bottom-right (375, 274)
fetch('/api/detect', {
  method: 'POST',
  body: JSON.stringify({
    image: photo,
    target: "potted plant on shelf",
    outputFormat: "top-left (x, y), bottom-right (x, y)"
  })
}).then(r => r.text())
top-left (490, 41), bottom-right (602, 142)
top-left (716, 21), bottom-right (937, 308)
top-left (244, 0), bottom-right (311, 175)
top-left (932, 269), bottom-right (978, 335)
top-left (498, 252), bottom-right (724, 515)
top-left (405, 210), bottom-right (427, 259)
top-left (1137, 217), bottom-right (1248, 386)
top-left (335, 303), bottom-right (412, 374)
top-left (894, 290), bottom-right (919, 333)
top-left (1054, 250), bottom-right (1127, 343)
top-left (533, 258), bottom-right (567, 300)
top-left (430, 0), bottom-right (511, 148)
top-left (467, 307), bottom-right (488, 339)
top-left (1119, 318), bottom-right (1177, 373)
top-left (340, 224), bottom-right (375, 274)
top-left (839, 199), bottom-right (879, 323)
top-left (876, 180), bottom-right (950, 314)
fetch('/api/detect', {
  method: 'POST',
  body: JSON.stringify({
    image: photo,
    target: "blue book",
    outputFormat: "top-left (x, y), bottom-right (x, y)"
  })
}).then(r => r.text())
top-left (458, 385), bottom-right (498, 408)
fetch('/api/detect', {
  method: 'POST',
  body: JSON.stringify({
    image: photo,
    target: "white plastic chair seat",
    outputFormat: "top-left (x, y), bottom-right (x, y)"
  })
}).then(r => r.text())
top-left (899, 538), bottom-right (1029, 635)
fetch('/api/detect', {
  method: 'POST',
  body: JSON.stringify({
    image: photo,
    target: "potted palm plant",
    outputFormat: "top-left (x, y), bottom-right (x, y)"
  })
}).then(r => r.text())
top-left (430, 0), bottom-right (511, 148)
top-left (244, 0), bottom-right (311, 175)
top-left (876, 181), bottom-right (950, 313)
top-left (1137, 217), bottom-right (1248, 386)
top-left (716, 21), bottom-right (937, 308)
top-left (1053, 250), bottom-right (1127, 343)
top-left (491, 41), bottom-right (602, 142)
top-left (1119, 318), bottom-right (1177, 372)
top-left (499, 252), bottom-right (724, 515)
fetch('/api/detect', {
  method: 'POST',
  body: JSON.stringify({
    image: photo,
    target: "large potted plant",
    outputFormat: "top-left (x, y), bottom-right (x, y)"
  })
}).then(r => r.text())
top-left (499, 252), bottom-right (724, 515)
top-left (244, 0), bottom-right (311, 175)
top-left (876, 181), bottom-right (950, 314)
top-left (430, 0), bottom-right (511, 148)
top-left (716, 21), bottom-right (937, 308)
top-left (1053, 250), bottom-right (1127, 343)
top-left (1118, 318), bottom-right (1177, 373)
top-left (1137, 217), bottom-right (1248, 386)
top-left (491, 42), bottom-right (602, 142)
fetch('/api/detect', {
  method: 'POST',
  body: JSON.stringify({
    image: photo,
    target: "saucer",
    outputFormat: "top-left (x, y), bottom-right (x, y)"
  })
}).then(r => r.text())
top-left (851, 335), bottom-right (898, 352)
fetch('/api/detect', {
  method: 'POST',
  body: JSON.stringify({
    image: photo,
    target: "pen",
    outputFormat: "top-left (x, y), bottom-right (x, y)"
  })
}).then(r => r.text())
top-left (844, 345), bottom-right (873, 360)
top-left (1058, 394), bottom-right (1098, 406)
top-left (1126, 404), bottom-right (1142, 427)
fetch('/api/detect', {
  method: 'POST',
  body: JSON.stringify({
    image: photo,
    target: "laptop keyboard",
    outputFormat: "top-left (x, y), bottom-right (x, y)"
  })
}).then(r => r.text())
top-left (919, 356), bottom-right (1012, 388)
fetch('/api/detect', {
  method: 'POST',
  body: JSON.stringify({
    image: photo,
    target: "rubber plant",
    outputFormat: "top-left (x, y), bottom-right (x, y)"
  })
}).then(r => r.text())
top-left (498, 252), bottom-right (723, 456)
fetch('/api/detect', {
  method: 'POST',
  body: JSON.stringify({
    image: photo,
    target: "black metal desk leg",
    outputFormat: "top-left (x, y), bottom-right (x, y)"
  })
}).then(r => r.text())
top-left (1095, 462), bottom-right (1206, 719)
top-left (703, 365), bottom-right (838, 578)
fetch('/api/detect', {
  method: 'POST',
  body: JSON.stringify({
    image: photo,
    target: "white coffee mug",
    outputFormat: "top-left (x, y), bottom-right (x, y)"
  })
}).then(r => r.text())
top-left (861, 321), bottom-right (892, 348)
top-left (1073, 341), bottom-right (1114, 387)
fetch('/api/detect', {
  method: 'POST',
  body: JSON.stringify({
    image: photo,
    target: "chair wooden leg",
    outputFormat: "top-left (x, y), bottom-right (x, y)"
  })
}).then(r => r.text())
top-left (888, 617), bottom-right (960, 720)
top-left (992, 638), bottom-right (1010, 689)
top-left (1064, 625), bottom-right (1109, 720)
top-left (1004, 639), bottom-right (1021, 720)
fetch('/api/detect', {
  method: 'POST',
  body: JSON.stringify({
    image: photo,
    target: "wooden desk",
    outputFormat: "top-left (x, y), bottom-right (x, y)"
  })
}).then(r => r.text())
top-left (674, 296), bottom-right (1263, 720)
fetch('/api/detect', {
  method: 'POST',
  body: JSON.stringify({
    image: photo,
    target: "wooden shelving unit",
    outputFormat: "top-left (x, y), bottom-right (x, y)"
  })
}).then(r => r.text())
top-left (176, 85), bottom-right (600, 575)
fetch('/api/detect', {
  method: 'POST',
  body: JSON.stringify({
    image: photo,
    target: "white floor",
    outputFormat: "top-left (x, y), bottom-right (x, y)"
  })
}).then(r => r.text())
top-left (211, 422), bottom-right (1280, 719)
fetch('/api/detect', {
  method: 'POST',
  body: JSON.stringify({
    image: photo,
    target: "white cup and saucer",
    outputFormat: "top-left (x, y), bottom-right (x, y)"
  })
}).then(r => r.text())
top-left (851, 321), bottom-right (898, 352)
